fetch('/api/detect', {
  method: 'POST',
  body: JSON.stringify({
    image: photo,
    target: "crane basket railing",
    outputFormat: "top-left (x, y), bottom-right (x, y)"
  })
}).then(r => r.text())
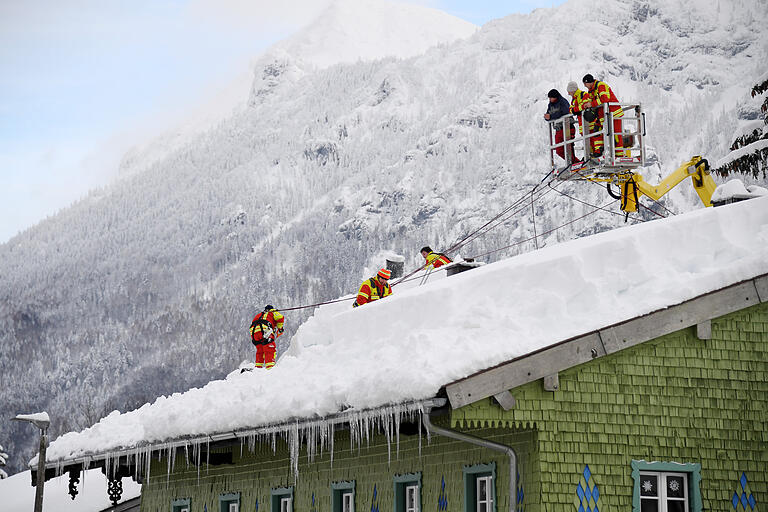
top-left (546, 103), bottom-right (646, 174)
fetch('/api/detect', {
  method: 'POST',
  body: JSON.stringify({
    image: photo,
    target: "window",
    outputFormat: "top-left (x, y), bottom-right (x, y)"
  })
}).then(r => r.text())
top-left (272, 486), bottom-right (294, 512)
top-left (342, 491), bottom-right (354, 512)
top-left (332, 481), bottom-right (356, 512)
top-left (405, 485), bottom-right (419, 512)
top-left (631, 461), bottom-right (702, 512)
top-left (639, 472), bottom-right (688, 512)
top-left (172, 498), bottom-right (190, 512)
top-left (219, 492), bottom-right (241, 512)
top-left (394, 473), bottom-right (422, 512)
top-left (476, 476), bottom-right (494, 512)
top-left (463, 463), bottom-right (496, 512)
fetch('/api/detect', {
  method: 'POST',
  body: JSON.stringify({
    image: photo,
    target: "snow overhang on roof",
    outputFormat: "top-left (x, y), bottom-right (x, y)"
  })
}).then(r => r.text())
top-left (37, 398), bottom-right (447, 483)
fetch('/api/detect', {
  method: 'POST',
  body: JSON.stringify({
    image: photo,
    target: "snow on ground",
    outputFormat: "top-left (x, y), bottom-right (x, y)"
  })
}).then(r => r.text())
top-left (43, 196), bottom-right (768, 465)
top-left (1, 468), bottom-right (140, 512)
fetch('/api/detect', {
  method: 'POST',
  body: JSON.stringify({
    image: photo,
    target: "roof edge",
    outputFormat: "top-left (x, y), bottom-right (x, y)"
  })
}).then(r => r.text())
top-left (39, 397), bottom-right (446, 478)
top-left (445, 273), bottom-right (768, 408)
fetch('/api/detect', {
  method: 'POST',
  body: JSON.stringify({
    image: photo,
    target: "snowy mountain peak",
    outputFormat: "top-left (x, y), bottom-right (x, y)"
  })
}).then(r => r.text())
top-left (267, 0), bottom-right (477, 69)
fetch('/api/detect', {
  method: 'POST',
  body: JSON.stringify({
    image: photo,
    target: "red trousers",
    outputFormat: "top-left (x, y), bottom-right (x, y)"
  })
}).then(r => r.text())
top-left (554, 126), bottom-right (575, 161)
top-left (255, 342), bottom-right (276, 369)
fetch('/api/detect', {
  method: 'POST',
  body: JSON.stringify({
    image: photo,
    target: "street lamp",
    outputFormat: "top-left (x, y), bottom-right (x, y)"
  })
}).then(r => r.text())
top-left (12, 412), bottom-right (50, 512)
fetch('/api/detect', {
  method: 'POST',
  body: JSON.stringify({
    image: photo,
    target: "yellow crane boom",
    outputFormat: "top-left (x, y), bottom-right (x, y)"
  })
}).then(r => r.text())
top-left (617, 156), bottom-right (717, 213)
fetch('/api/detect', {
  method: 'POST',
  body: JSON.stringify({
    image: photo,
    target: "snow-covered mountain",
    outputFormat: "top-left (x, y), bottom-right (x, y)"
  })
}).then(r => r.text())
top-left (1, 0), bottom-right (766, 475)
top-left (118, 0), bottom-right (477, 179)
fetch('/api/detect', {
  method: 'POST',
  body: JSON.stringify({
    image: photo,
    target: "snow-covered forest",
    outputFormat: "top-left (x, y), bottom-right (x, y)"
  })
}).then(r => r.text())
top-left (1, 0), bottom-right (766, 474)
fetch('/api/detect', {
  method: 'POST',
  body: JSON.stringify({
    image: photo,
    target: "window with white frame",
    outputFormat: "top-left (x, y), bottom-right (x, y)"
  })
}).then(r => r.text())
top-left (394, 472), bottom-right (422, 512)
top-left (405, 484), bottom-right (420, 512)
top-left (463, 463), bottom-right (496, 512)
top-left (271, 486), bottom-right (293, 512)
top-left (639, 472), bottom-right (689, 512)
top-left (342, 491), bottom-right (354, 512)
top-left (332, 480), bottom-right (356, 512)
top-left (219, 492), bottom-right (240, 512)
top-left (632, 461), bottom-right (702, 512)
top-left (476, 476), bottom-right (494, 512)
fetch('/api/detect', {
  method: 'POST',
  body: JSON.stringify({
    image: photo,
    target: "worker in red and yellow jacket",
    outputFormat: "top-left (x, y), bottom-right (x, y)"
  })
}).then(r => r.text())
top-left (582, 74), bottom-right (627, 157)
top-left (353, 269), bottom-right (392, 308)
top-left (420, 246), bottom-right (452, 269)
top-left (249, 305), bottom-right (285, 369)
top-left (567, 81), bottom-right (602, 158)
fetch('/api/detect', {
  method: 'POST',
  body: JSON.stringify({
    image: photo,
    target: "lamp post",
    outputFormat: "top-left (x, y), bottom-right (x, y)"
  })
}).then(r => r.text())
top-left (12, 412), bottom-right (50, 512)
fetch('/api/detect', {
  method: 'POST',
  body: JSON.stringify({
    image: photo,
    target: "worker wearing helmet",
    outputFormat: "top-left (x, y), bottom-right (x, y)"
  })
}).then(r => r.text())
top-left (353, 269), bottom-right (392, 308)
top-left (249, 305), bottom-right (285, 369)
top-left (582, 74), bottom-right (626, 157)
top-left (420, 246), bottom-right (452, 269)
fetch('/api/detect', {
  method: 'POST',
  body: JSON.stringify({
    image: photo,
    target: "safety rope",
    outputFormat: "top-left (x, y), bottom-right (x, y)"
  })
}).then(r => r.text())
top-left (469, 200), bottom-right (616, 260)
top-left (271, 163), bottom-right (662, 313)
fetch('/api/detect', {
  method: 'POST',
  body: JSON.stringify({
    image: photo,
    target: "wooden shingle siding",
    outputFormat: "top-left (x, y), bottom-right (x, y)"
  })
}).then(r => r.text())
top-left (139, 426), bottom-right (538, 512)
top-left (452, 302), bottom-right (768, 511)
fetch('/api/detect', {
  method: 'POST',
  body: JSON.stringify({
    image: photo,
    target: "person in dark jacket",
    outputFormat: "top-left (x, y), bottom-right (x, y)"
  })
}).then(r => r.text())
top-left (544, 88), bottom-right (575, 162)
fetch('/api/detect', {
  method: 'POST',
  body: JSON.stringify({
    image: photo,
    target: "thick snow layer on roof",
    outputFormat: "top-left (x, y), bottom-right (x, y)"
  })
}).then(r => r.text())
top-left (0, 468), bottom-right (141, 512)
top-left (44, 197), bottom-right (768, 464)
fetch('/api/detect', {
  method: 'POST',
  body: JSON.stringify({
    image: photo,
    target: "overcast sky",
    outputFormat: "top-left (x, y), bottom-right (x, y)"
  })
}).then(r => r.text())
top-left (0, 0), bottom-right (563, 243)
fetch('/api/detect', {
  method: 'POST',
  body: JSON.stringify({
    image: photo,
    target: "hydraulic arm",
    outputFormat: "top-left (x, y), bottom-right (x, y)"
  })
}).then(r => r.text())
top-left (617, 156), bottom-right (716, 213)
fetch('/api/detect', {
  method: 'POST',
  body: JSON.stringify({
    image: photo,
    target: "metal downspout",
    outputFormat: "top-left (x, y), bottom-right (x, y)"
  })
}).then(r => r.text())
top-left (422, 411), bottom-right (517, 512)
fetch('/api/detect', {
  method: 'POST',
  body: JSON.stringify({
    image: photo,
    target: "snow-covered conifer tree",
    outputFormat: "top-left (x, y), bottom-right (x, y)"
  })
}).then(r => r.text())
top-left (715, 75), bottom-right (768, 179)
top-left (0, 443), bottom-right (8, 479)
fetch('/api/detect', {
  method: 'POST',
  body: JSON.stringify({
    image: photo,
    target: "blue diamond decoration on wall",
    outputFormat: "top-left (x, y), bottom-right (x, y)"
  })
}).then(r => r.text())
top-left (255, 498), bottom-right (259, 512)
top-left (371, 484), bottom-right (379, 512)
top-left (438, 476), bottom-right (448, 511)
top-left (575, 464), bottom-right (599, 512)
top-left (731, 473), bottom-right (758, 511)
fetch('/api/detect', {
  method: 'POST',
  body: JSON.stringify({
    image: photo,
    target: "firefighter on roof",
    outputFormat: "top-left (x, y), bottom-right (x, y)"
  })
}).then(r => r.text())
top-left (353, 269), bottom-right (392, 308)
top-left (249, 305), bottom-right (284, 369)
top-left (420, 246), bottom-right (452, 269)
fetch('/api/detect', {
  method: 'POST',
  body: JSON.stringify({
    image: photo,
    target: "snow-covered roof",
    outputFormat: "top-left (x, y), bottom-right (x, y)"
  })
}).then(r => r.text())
top-left (43, 196), bottom-right (768, 468)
